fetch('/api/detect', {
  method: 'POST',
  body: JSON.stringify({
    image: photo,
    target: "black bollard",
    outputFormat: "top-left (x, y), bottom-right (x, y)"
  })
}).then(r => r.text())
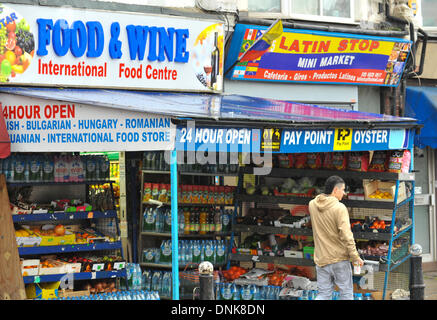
top-left (410, 255), bottom-right (425, 300)
top-left (199, 273), bottom-right (215, 300)
top-left (199, 261), bottom-right (215, 300)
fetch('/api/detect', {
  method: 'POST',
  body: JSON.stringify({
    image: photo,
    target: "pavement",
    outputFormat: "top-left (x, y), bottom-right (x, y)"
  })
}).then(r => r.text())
top-left (424, 271), bottom-right (437, 300)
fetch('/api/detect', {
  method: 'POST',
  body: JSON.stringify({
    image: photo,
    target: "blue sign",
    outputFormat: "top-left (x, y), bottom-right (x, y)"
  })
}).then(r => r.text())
top-left (175, 125), bottom-right (414, 153)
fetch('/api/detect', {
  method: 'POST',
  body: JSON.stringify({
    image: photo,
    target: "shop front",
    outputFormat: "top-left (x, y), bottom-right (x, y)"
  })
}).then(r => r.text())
top-left (0, 3), bottom-right (422, 301)
top-left (0, 2), bottom-right (225, 300)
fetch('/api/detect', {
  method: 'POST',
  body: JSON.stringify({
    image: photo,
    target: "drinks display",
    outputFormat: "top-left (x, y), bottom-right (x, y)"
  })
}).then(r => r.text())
top-left (53, 290), bottom-right (160, 300)
top-left (143, 239), bottom-right (228, 267)
top-left (0, 153), bottom-right (110, 183)
top-left (142, 151), bottom-right (169, 171)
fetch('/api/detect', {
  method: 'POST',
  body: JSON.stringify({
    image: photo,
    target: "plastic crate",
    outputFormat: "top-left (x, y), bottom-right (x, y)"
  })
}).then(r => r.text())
top-left (303, 247), bottom-right (314, 260)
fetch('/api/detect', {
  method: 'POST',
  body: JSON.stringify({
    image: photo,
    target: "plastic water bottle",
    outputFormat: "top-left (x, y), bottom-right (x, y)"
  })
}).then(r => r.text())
top-left (364, 293), bottom-right (373, 300)
top-left (356, 293), bottom-right (363, 300)
top-left (241, 285), bottom-right (253, 300)
top-left (232, 284), bottom-right (240, 300)
top-left (221, 283), bottom-right (233, 300)
top-left (178, 209), bottom-right (185, 234)
top-left (251, 285), bottom-right (260, 300)
top-left (152, 271), bottom-right (162, 293)
top-left (300, 290), bottom-right (309, 300)
top-left (184, 241), bottom-right (190, 264)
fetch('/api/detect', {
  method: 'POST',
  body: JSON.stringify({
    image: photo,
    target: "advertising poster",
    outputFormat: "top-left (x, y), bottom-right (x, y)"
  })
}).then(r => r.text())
top-left (0, 4), bottom-right (224, 92)
top-left (225, 23), bottom-right (411, 87)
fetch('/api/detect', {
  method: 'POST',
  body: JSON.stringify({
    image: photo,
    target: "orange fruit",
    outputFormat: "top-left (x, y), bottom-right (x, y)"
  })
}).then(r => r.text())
top-left (5, 51), bottom-right (16, 65)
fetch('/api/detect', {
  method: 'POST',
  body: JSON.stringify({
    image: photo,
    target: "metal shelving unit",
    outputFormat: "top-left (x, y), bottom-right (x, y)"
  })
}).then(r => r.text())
top-left (10, 180), bottom-right (126, 288)
top-left (230, 166), bottom-right (415, 300)
top-left (139, 166), bottom-right (236, 300)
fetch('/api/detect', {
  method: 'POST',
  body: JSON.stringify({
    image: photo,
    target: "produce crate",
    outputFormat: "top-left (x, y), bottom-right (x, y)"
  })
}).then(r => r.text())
top-left (58, 289), bottom-right (90, 298)
top-left (363, 180), bottom-right (406, 204)
top-left (303, 247), bottom-right (314, 260)
top-left (58, 232), bottom-right (76, 245)
top-left (25, 282), bottom-right (60, 300)
top-left (21, 259), bottom-right (40, 276)
top-left (273, 188), bottom-right (315, 198)
top-left (39, 260), bottom-right (67, 275)
top-left (65, 262), bottom-right (82, 273)
top-left (284, 250), bottom-right (303, 258)
top-left (16, 236), bottom-right (42, 247)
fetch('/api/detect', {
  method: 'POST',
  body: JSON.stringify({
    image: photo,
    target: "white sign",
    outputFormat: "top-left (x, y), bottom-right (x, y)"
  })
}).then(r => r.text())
top-left (0, 4), bottom-right (224, 92)
top-left (1, 93), bottom-right (175, 152)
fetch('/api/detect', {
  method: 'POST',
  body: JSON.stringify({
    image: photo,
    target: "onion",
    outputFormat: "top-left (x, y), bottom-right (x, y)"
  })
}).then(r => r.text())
top-left (95, 283), bottom-right (103, 292)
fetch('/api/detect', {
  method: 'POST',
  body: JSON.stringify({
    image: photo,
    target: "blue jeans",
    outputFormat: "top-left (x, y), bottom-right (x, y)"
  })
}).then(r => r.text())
top-left (315, 260), bottom-right (353, 300)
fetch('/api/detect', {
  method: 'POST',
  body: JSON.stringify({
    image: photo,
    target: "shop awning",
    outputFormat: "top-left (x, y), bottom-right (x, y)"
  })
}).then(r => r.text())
top-left (0, 106), bottom-right (10, 159)
top-left (0, 87), bottom-right (418, 129)
top-left (405, 86), bottom-right (437, 148)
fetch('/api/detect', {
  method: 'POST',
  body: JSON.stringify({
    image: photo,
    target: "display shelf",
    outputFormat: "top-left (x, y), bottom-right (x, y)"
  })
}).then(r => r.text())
top-left (140, 262), bottom-right (198, 269)
top-left (232, 224), bottom-right (392, 241)
top-left (232, 224), bottom-right (312, 237)
top-left (230, 253), bottom-right (315, 267)
top-left (18, 241), bottom-right (123, 255)
top-left (141, 170), bottom-right (171, 174)
top-left (7, 180), bottom-right (116, 187)
top-left (235, 194), bottom-right (405, 209)
top-left (142, 201), bottom-right (233, 207)
top-left (240, 166), bottom-right (415, 181)
top-left (141, 231), bottom-right (231, 238)
top-left (12, 210), bottom-right (117, 223)
top-left (179, 171), bottom-right (239, 177)
top-left (22, 270), bottom-right (127, 284)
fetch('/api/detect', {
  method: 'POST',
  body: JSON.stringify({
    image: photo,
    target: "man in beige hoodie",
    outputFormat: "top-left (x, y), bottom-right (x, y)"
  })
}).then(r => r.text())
top-left (309, 175), bottom-right (364, 300)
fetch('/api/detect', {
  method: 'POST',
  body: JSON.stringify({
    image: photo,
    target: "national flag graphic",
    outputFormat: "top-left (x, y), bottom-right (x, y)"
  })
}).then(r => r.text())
top-left (239, 19), bottom-right (283, 63)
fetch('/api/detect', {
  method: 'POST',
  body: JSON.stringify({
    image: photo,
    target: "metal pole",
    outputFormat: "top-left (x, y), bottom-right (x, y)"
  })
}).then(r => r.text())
top-left (171, 149), bottom-right (179, 300)
top-left (410, 253), bottom-right (425, 300)
top-left (199, 261), bottom-right (215, 300)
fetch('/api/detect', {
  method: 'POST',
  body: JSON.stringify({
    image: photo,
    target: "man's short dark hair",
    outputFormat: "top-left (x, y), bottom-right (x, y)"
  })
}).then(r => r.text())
top-left (324, 175), bottom-right (345, 194)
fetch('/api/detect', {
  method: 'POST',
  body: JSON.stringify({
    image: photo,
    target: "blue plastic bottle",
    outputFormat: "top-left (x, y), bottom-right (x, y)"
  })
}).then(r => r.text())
top-left (364, 293), bottom-right (373, 300)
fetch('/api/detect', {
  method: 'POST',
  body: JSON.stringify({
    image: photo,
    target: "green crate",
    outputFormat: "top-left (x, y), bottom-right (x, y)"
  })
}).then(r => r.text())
top-left (303, 246), bottom-right (314, 260)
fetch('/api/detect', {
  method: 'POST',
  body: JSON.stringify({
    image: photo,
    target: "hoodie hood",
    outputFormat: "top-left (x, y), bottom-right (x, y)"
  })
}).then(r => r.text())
top-left (312, 194), bottom-right (339, 212)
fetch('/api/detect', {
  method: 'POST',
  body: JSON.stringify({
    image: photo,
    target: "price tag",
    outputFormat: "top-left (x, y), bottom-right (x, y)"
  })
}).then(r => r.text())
top-left (91, 272), bottom-right (96, 279)
top-left (87, 211), bottom-right (94, 219)
top-left (251, 255), bottom-right (260, 262)
top-left (333, 128), bottom-right (353, 151)
top-left (34, 276), bottom-right (40, 283)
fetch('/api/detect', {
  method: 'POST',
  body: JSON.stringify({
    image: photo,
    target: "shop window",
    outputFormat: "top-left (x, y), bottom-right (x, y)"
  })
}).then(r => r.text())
top-left (247, 0), bottom-right (354, 23)
top-left (248, 0), bottom-right (281, 12)
top-left (421, 0), bottom-right (437, 28)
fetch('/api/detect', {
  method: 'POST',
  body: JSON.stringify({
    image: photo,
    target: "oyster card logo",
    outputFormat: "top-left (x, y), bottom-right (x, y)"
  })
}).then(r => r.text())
top-left (0, 4), bottom-right (34, 83)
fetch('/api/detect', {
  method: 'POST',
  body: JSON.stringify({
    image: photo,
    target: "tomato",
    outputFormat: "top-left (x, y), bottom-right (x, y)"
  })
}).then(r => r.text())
top-left (5, 38), bottom-right (15, 51)
top-left (8, 31), bottom-right (16, 40)
top-left (6, 21), bottom-right (16, 33)
top-left (14, 46), bottom-right (22, 57)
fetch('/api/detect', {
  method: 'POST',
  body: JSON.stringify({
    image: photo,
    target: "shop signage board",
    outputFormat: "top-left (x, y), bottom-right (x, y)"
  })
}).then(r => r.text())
top-left (0, 3), bottom-right (224, 92)
top-left (1, 93), bottom-right (175, 152)
top-left (225, 23), bottom-right (411, 87)
top-left (175, 126), bottom-right (414, 153)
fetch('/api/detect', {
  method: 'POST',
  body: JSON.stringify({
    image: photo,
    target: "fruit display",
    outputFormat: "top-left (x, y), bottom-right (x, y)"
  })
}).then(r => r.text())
top-left (222, 266), bottom-right (248, 281)
top-left (15, 224), bottom-right (116, 247)
top-left (367, 189), bottom-right (393, 200)
top-left (80, 280), bottom-right (118, 294)
top-left (0, 9), bottom-right (34, 82)
top-left (245, 177), bottom-right (321, 197)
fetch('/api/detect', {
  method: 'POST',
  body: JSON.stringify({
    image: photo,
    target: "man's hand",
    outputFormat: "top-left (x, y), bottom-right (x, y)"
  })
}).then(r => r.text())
top-left (355, 257), bottom-right (364, 267)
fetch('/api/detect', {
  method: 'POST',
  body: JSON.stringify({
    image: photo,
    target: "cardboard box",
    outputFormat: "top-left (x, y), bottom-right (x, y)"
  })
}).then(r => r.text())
top-left (284, 250), bottom-right (303, 258)
top-left (39, 260), bottom-right (67, 275)
top-left (364, 180), bottom-right (406, 204)
top-left (16, 236), bottom-right (42, 247)
top-left (65, 262), bottom-right (82, 273)
top-left (21, 259), bottom-right (40, 277)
